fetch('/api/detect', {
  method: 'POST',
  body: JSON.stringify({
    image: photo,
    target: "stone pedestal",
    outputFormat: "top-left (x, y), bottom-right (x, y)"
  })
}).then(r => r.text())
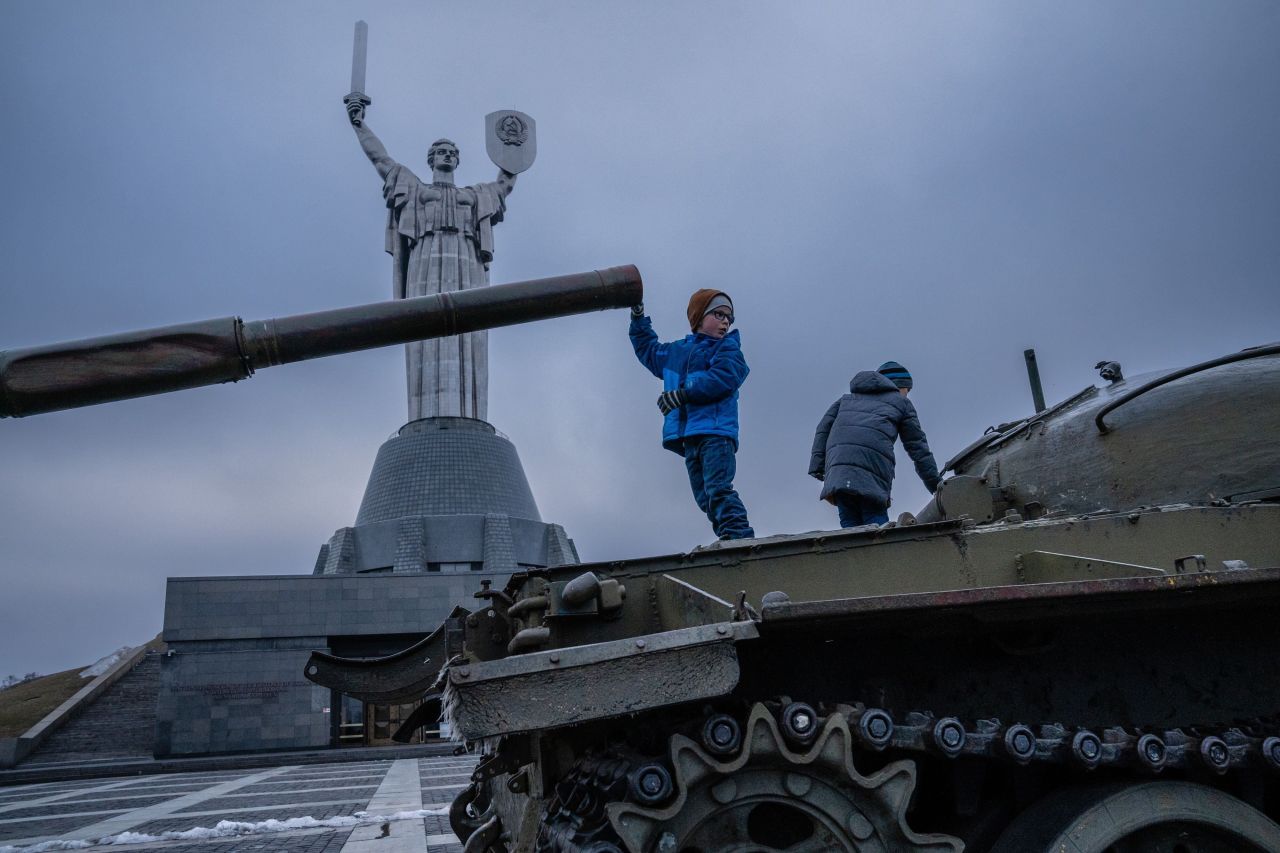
top-left (315, 417), bottom-right (577, 575)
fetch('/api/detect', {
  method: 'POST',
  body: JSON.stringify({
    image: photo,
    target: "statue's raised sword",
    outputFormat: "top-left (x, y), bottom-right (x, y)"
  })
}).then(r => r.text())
top-left (343, 20), bottom-right (371, 126)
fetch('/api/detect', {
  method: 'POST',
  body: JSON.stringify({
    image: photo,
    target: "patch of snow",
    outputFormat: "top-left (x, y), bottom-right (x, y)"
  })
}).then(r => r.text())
top-left (0, 808), bottom-right (451, 852)
top-left (78, 647), bottom-right (135, 679)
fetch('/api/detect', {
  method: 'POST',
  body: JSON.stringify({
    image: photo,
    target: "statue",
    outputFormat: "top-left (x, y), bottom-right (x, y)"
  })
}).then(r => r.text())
top-left (343, 22), bottom-right (535, 423)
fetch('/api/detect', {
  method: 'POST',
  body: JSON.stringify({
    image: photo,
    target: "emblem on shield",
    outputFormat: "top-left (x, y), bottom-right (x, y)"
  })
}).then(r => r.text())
top-left (485, 110), bottom-right (537, 174)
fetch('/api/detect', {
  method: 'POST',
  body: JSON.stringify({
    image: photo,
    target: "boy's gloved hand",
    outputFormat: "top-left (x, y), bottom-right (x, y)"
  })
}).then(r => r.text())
top-left (630, 303), bottom-right (645, 318)
top-left (657, 389), bottom-right (687, 415)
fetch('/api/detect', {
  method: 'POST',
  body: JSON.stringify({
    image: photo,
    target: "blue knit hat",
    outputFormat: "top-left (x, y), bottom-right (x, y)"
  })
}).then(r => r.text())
top-left (878, 361), bottom-right (913, 389)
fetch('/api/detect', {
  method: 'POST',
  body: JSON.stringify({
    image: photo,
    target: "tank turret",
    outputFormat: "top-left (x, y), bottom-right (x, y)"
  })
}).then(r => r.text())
top-left (919, 342), bottom-right (1280, 525)
top-left (0, 265), bottom-right (641, 417)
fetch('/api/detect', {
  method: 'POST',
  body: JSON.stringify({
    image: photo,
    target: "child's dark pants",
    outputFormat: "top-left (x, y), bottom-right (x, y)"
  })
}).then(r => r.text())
top-left (683, 435), bottom-right (754, 540)
top-left (835, 494), bottom-right (889, 528)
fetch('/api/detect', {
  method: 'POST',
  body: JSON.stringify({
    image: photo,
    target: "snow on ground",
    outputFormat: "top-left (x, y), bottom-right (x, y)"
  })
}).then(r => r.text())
top-left (0, 807), bottom-right (451, 852)
top-left (77, 648), bottom-right (135, 679)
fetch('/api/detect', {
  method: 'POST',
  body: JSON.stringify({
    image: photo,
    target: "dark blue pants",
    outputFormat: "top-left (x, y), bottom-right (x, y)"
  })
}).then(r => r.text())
top-left (683, 435), bottom-right (754, 540)
top-left (835, 493), bottom-right (888, 528)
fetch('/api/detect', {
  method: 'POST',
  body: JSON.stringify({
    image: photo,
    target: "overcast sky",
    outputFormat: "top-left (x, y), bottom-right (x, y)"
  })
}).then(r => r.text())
top-left (2, 1), bottom-right (1277, 678)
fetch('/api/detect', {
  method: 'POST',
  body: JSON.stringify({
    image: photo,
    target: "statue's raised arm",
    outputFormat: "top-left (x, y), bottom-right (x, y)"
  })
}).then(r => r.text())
top-left (496, 168), bottom-right (517, 199)
top-left (342, 95), bottom-right (394, 181)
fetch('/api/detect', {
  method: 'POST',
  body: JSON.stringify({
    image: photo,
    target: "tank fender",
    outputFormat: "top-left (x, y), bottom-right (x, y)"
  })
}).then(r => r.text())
top-left (443, 621), bottom-right (758, 741)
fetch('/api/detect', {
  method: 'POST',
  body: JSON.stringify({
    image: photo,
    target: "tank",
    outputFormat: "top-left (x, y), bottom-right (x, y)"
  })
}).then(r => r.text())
top-left (305, 343), bottom-right (1280, 853)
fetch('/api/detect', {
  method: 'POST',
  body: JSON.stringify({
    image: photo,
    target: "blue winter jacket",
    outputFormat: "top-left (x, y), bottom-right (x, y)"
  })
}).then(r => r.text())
top-left (808, 370), bottom-right (941, 506)
top-left (629, 315), bottom-right (749, 455)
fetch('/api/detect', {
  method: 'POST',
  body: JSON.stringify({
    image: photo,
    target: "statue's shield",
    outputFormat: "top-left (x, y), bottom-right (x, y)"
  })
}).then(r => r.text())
top-left (485, 110), bottom-right (537, 174)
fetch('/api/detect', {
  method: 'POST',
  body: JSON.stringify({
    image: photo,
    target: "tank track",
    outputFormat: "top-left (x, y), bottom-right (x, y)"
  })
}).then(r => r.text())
top-left (535, 750), bottom-right (634, 852)
top-left (830, 703), bottom-right (1280, 775)
top-left (525, 701), bottom-right (1280, 853)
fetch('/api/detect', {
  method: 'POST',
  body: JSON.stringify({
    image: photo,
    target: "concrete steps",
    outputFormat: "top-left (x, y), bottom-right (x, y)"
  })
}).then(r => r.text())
top-left (25, 653), bottom-right (160, 763)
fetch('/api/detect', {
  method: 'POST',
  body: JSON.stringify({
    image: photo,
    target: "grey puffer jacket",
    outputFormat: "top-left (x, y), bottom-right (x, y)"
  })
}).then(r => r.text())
top-left (808, 371), bottom-right (941, 506)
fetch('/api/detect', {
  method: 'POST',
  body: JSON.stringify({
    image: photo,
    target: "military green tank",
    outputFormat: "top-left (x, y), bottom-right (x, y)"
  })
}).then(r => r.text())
top-left (308, 342), bottom-right (1280, 853)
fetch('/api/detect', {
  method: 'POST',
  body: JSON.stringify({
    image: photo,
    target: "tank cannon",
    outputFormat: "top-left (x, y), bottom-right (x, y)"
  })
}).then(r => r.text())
top-left (308, 342), bottom-right (1280, 852)
top-left (0, 265), bottom-right (642, 417)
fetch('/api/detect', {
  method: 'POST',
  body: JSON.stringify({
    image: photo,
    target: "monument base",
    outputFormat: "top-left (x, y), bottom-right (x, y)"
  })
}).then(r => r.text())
top-left (315, 417), bottom-right (577, 575)
top-left (155, 417), bottom-right (579, 756)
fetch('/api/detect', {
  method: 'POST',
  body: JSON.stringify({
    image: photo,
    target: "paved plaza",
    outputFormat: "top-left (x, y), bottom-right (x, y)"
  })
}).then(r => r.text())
top-left (0, 756), bottom-right (476, 853)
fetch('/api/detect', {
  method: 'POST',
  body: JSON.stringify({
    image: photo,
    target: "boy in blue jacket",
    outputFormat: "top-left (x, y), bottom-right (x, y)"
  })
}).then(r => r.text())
top-left (629, 289), bottom-right (754, 540)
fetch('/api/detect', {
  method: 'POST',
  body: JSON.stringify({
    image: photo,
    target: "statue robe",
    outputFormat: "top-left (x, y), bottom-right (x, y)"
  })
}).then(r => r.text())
top-left (383, 163), bottom-right (506, 421)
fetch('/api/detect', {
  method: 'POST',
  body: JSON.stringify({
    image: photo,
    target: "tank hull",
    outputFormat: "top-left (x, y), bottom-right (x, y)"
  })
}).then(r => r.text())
top-left (311, 501), bottom-right (1280, 851)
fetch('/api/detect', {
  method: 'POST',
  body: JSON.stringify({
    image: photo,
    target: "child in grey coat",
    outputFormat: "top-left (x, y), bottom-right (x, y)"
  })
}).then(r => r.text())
top-left (809, 361), bottom-right (941, 527)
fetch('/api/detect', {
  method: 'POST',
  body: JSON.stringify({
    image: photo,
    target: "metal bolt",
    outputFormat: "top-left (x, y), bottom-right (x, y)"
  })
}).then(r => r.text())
top-left (1003, 725), bottom-right (1035, 763)
top-left (629, 763), bottom-right (673, 805)
top-left (306, 665), bottom-right (317, 676)
top-left (701, 714), bottom-right (741, 756)
top-left (1071, 730), bottom-right (1102, 769)
top-left (456, 668), bottom-right (470, 679)
top-left (1262, 737), bottom-right (1280, 771)
top-left (858, 709), bottom-right (894, 750)
top-left (855, 706), bottom-right (896, 747)
top-left (1199, 737), bottom-right (1230, 773)
top-left (781, 702), bottom-right (819, 744)
top-left (636, 639), bottom-right (646, 649)
top-left (715, 625), bottom-right (728, 635)
top-left (933, 718), bottom-right (966, 756)
top-left (1137, 734), bottom-right (1167, 771)
top-left (549, 654), bottom-right (560, 664)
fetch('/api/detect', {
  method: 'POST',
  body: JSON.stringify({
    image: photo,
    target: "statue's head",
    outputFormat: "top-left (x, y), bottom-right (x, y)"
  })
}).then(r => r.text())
top-left (427, 138), bottom-right (459, 172)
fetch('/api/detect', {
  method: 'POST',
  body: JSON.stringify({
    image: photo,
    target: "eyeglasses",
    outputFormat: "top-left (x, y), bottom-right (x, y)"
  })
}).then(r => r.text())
top-left (709, 310), bottom-right (734, 324)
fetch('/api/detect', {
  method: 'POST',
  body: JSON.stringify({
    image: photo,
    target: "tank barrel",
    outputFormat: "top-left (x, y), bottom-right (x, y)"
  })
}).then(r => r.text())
top-left (0, 265), bottom-right (641, 418)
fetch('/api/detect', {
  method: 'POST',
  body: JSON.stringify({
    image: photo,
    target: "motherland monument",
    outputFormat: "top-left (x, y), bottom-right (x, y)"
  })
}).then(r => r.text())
top-left (314, 23), bottom-right (572, 579)
top-left (344, 21), bottom-right (537, 423)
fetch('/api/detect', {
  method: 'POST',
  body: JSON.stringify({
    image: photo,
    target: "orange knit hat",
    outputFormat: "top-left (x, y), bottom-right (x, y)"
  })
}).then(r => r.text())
top-left (686, 289), bottom-right (732, 331)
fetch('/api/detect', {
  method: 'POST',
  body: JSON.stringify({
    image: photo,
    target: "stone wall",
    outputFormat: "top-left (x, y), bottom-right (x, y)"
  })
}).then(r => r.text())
top-left (158, 572), bottom-right (510, 756)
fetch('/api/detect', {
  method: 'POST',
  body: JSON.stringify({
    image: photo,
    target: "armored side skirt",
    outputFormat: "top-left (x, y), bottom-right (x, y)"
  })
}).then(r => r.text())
top-left (444, 622), bottom-right (758, 741)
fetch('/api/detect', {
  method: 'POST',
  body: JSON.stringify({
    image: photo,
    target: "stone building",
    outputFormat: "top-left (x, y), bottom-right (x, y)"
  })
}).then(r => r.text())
top-left (156, 417), bottom-right (577, 756)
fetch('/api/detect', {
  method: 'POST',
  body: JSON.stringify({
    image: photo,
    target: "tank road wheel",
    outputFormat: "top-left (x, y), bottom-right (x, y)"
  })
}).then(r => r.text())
top-left (607, 704), bottom-right (962, 853)
top-left (988, 781), bottom-right (1280, 853)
